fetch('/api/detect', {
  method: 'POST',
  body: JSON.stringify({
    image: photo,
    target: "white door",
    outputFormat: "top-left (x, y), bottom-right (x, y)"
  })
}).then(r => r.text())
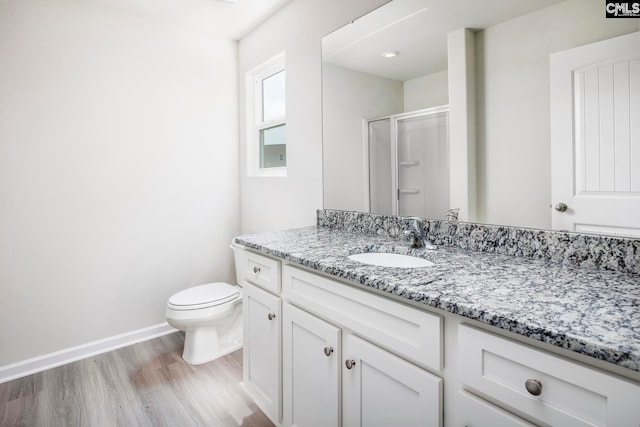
top-left (243, 283), bottom-right (282, 424)
top-left (550, 31), bottom-right (640, 237)
top-left (282, 303), bottom-right (341, 427)
top-left (342, 333), bottom-right (442, 427)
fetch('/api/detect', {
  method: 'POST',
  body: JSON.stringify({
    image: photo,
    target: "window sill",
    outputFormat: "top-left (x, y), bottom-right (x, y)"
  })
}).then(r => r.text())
top-left (250, 167), bottom-right (287, 178)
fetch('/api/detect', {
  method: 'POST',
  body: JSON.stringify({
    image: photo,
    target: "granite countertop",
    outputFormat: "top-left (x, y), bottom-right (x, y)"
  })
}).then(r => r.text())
top-left (234, 226), bottom-right (640, 374)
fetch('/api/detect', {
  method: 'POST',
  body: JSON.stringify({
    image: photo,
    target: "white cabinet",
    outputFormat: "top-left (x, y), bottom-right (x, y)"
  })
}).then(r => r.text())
top-left (283, 302), bottom-right (442, 427)
top-left (281, 263), bottom-right (443, 427)
top-left (282, 264), bottom-right (442, 371)
top-left (458, 325), bottom-right (640, 427)
top-left (243, 282), bottom-right (281, 424)
top-left (235, 247), bottom-right (640, 427)
top-left (342, 333), bottom-right (442, 427)
top-left (282, 303), bottom-right (341, 427)
top-left (235, 248), bottom-right (283, 424)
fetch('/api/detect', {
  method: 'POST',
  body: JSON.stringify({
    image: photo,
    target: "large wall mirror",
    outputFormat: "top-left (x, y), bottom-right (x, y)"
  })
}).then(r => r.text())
top-left (322, 0), bottom-right (640, 237)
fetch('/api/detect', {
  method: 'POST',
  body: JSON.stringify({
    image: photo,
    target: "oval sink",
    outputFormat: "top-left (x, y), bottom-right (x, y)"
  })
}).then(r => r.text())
top-left (348, 252), bottom-right (434, 268)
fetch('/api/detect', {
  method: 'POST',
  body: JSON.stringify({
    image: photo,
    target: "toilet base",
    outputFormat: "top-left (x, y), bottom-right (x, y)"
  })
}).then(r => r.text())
top-left (177, 301), bottom-right (243, 365)
top-left (182, 324), bottom-right (242, 365)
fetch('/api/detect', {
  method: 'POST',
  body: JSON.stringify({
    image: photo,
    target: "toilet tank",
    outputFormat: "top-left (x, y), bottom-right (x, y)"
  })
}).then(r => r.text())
top-left (230, 242), bottom-right (245, 286)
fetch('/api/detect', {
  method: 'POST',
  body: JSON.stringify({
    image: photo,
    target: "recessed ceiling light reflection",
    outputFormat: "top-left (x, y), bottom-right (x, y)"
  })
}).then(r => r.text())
top-left (381, 50), bottom-right (400, 58)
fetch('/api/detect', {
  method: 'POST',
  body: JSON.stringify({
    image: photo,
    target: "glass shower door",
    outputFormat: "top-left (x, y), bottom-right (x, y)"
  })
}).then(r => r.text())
top-left (396, 111), bottom-right (449, 218)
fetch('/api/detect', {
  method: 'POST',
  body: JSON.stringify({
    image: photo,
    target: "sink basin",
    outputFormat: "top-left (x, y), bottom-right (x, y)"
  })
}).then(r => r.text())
top-left (347, 252), bottom-right (434, 268)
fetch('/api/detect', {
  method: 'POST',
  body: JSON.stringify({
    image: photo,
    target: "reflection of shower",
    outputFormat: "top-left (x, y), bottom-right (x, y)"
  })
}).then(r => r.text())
top-left (366, 106), bottom-right (450, 218)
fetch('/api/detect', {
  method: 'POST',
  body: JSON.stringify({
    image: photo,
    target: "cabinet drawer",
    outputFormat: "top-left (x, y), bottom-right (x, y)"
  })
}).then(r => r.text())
top-left (457, 390), bottom-right (535, 427)
top-left (459, 325), bottom-right (640, 427)
top-left (234, 249), bottom-right (280, 293)
top-left (282, 264), bottom-right (442, 371)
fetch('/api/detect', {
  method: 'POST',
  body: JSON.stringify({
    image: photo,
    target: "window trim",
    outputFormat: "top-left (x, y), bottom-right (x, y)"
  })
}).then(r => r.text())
top-left (246, 51), bottom-right (286, 177)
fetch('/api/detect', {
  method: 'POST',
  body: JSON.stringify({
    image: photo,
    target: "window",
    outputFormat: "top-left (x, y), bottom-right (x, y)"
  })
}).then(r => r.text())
top-left (247, 52), bottom-right (286, 177)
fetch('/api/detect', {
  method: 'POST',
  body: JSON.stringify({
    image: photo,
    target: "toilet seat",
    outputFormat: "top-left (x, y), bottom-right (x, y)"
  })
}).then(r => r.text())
top-left (167, 282), bottom-right (240, 311)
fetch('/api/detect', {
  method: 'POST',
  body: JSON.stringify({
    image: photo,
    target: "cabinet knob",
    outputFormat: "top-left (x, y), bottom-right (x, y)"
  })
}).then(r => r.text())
top-left (345, 359), bottom-right (356, 369)
top-left (253, 266), bottom-right (261, 274)
top-left (525, 379), bottom-right (542, 396)
top-left (324, 346), bottom-right (334, 357)
top-left (267, 313), bottom-right (276, 320)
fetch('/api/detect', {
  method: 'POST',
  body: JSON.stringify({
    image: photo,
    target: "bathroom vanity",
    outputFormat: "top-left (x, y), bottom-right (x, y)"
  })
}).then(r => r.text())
top-left (233, 211), bottom-right (640, 427)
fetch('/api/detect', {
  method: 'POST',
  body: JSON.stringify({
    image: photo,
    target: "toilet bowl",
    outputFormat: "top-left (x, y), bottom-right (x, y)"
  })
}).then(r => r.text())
top-left (166, 282), bottom-right (242, 365)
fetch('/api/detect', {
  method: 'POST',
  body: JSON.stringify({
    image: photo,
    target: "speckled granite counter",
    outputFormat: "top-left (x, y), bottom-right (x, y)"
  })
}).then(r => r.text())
top-left (234, 225), bottom-right (640, 374)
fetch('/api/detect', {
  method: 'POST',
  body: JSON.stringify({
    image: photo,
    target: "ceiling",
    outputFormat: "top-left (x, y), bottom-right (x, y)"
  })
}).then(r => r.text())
top-left (322, 0), bottom-right (566, 82)
top-left (87, 0), bottom-right (291, 40)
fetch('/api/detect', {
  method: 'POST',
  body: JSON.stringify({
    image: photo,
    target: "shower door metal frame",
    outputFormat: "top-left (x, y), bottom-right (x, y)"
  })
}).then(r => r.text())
top-left (363, 105), bottom-right (450, 216)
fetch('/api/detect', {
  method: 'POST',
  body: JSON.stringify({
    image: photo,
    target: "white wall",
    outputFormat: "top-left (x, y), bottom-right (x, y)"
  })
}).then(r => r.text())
top-left (476, 0), bottom-right (640, 228)
top-left (0, 0), bottom-right (239, 366)
top-left (403, 70), bottom-right (449, 112)
top-left (322, 64), bottom-right (403, 212)
top-left (237, 0), bottom-right (388, 234)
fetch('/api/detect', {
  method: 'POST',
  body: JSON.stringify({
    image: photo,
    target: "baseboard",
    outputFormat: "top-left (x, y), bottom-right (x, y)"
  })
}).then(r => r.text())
top-left (0, 323), bottom-right (177, 384)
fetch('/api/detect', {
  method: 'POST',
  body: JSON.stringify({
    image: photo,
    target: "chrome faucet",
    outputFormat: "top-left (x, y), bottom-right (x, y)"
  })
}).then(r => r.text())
top-left (403, 217), bottom-right (437, 250)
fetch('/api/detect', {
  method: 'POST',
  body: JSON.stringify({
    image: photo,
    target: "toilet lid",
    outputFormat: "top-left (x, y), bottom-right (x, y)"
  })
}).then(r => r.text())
top-left (168, 282), bottom-right (239, 310)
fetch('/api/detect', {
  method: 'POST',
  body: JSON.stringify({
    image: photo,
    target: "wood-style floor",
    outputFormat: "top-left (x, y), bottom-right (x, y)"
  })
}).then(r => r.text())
top-left (0, 333), bottom-right (275, 427)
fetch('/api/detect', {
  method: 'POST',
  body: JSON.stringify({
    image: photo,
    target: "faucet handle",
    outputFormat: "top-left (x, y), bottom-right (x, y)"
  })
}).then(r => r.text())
top-left (446, 208), bottom-right (460, 222)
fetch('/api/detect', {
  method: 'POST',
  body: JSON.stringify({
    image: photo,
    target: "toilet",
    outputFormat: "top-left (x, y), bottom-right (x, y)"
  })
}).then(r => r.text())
top-left (166, 282), bottom-right (242, 365)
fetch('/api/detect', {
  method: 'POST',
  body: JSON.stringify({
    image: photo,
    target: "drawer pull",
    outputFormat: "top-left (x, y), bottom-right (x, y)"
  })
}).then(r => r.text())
top-left (267, 313), bottom-right (276, 320)
top-left (345, 359), bottom-right (356, 369)
top-left (525, 379), bottom-right (543, 396)
top-left (253, 266), bottom-right (261, 274)
top-left (324, 346), bottom-right (334, 357)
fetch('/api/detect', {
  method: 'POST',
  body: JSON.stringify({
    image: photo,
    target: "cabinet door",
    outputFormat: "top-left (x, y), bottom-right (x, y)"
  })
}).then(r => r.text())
top-left (342, 333), bottom-right (442, 427)
top-left (283, 303), bottom-right (341, 427)
top-left (243, 282), bottom-right (281, 424)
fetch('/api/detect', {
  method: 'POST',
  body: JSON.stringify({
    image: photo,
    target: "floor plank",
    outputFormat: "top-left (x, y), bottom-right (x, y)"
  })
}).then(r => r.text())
top-left (0, 333), bottom-right (274, 427)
